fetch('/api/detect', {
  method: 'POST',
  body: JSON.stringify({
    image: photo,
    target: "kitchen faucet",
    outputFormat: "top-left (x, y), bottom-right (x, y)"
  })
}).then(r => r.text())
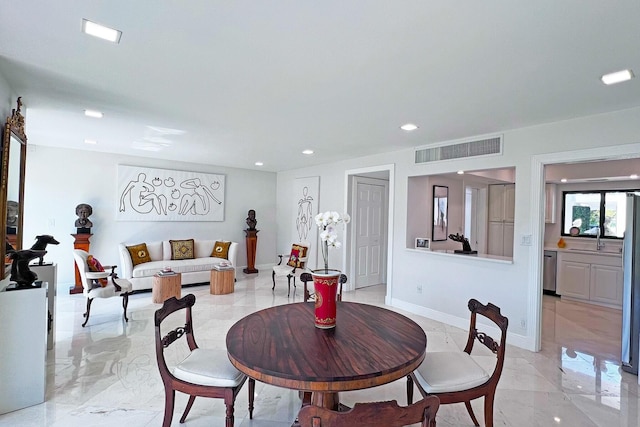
top-left (596, 227), bottom-right (605, 251)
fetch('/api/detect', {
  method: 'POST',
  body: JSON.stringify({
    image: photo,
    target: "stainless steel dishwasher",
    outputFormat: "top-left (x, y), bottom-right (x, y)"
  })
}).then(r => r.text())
top-left (543, 250), bottom-right (557, 294)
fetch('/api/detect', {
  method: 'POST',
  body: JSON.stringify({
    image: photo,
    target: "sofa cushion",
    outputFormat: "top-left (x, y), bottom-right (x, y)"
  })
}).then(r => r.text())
top-left (194, 240), bottom-right (216, 258)
top-left (127, 243), bottom-right (152, 266)
top-left (287, 244), bottom-right (308, 268)
top-left (170, 239), bottom-right (195, 260)
top-left (211, 241), bottom-right (231, 259)
top-left (86, 255), bottom-right (108, 287)
top-left (132, 258), bottom-right (229, 278)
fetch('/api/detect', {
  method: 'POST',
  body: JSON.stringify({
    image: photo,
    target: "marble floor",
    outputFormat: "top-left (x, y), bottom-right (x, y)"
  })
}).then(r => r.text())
top-left (1, 275), bottom-right (639, 426)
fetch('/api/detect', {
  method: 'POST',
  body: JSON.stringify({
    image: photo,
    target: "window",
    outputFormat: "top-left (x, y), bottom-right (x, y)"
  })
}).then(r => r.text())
top-left (561, 190), bottom-right (634, 238)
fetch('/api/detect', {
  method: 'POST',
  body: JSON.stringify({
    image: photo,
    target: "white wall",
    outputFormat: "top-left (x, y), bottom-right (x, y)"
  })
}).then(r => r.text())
top-left (23, 146), bottom-right (277, 286)
top-left (276, 106), bottom-right (640, 351)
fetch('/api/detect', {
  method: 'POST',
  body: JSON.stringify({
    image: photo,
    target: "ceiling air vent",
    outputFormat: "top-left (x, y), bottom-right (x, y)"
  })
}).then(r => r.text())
top-left (415, 136), bottom-right (502, 164)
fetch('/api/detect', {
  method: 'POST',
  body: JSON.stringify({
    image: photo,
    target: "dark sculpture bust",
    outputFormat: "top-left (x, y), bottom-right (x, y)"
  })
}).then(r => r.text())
top-left (448, 233), bottom-right (477, 254)
top-left (6, 200), bottom-right (18, 230)
top-left (75, 203), bottom-right (93, 231)
top-left (246, 209), bottom-right (257, 231)
top-left (9, 249), bottom-right (47, 288)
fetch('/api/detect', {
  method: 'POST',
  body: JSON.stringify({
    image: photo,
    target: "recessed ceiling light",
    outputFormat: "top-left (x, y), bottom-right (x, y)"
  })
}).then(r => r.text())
top-left (560, 178), bottom-right (568, 183)
top-left (82, 19), bottom-right (122, 43)
top-left (400, 123), bottom-right (418, 131)
top-left (601, 69), bottom-right (634, 85)
top-left (630, 174), bottom-right (639, 179)
top-left (302, 149), bottom-right (314, 155)
top-left (254, 162), bottom-right (264, 166)
top-left (84, 139), bottom-right (97, 145)
top-left (84, 109), bottom-right (103, 118)
top-left (457, 170), bottom-right (464, 175)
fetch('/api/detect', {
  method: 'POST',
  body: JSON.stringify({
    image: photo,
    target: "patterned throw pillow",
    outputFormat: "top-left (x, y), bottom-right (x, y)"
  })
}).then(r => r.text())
top-left (126, 243), bottom-right (152, 266)
top-left (170, 239), bottom-right (195, 260)
top-left (211, 241), bottom-right (231, 259)
top-left (86, 255), bottom-right (108, 287)
top-left (287, 244), bottom-right (308, 269)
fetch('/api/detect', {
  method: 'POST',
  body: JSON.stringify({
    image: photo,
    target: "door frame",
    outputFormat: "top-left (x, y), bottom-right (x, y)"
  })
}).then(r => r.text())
top-left (351, 175), bottom-right (389, 289)
top-left (344, 164), bottom-right (394, 304)
top-left (531, 143), bottom-right (640, 351)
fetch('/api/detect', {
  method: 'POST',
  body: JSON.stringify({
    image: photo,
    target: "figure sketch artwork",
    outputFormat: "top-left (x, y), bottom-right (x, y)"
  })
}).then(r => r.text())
top-left (292, 176), bottom-right (319, 268)
top-left (117, 165), bottom-right (225, 221)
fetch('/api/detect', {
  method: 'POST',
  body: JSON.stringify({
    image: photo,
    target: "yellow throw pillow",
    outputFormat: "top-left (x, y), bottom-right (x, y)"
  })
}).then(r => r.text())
top-left (287, 244), bottom-right (308, 269)
top-left (170, 239), bottom-right (195, 260)
top-left (211, 241), bottom-right (231, 259)
top-left (126, 243), bottom-right (152, 266)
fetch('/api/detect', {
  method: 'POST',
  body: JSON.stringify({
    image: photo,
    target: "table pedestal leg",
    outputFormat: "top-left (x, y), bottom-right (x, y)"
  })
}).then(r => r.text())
top-left (311, 391), bottom-right (339, 410)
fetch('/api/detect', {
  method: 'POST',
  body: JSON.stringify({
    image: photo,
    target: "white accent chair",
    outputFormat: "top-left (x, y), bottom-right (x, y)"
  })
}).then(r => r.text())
top-left (272, 242), bottom-right (310, 297)
top-left (72, 249), bottom-right (133, 327)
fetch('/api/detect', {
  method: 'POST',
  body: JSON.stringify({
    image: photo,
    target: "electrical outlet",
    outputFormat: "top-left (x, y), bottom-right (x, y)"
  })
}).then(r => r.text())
top-left (416, 284), bottom-right (422, 294)
top-left (520, 318), bottom-right (526, 329)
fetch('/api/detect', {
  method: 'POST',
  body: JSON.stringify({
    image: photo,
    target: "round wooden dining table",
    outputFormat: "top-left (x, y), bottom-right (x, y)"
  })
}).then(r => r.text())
top-left (226, 301), bottom-right (426, 411)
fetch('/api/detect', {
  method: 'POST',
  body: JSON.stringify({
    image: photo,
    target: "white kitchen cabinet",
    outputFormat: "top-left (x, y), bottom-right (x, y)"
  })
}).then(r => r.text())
top-left (589, 264), bottom-right (623, 306)
top-left (488, 183), bottom-right (515, 257)
top-left (545, 183), bottom-right (556, 224)
top-left (488, 184), bottom-right (515, 222)
top-left (557, 251), bottom-right (623, 308)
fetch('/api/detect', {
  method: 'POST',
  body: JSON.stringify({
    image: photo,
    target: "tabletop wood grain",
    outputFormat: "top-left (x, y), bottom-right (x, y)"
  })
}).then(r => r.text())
top-left (226, 302), bottom-right (426, 392)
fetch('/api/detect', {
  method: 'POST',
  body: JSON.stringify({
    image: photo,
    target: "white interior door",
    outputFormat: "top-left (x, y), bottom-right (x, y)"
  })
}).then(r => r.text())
top-left (354, 179), bottom-right (387, 288)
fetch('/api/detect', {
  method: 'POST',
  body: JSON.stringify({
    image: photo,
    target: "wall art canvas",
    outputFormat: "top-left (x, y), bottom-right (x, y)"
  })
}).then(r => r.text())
top-left (117, 165), bottom-right (225, 221)
top-left (292, 176), bottom-right (319, 268)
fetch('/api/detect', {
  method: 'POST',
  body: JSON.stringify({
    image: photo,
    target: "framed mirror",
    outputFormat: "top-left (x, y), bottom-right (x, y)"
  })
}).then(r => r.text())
top-left (1, 97), bottom-right (27, 280)
top-left (432, 185), bottom-right (448, 241)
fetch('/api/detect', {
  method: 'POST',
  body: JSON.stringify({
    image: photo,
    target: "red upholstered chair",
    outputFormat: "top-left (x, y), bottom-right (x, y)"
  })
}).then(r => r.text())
top-left (72, 249), bottom-right (133, 327)
top-left (297, 397), bottom-right (440, 427)
top-left (407, 299), bottom-right (508, 427)
top-left (272, 242), bottom-right (310, 297)
top-left (154, 294), bottom-right (255, 427)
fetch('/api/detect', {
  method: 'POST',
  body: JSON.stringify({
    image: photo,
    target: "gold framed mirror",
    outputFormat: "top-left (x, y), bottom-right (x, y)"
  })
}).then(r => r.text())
top-left (1, 97), bottom-right (27, 280)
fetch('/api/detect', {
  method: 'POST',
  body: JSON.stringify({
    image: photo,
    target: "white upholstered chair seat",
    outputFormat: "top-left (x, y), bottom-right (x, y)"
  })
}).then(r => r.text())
top-left (413, 351), bottom-right (490, 393)
top-left (173, 348), bottom-right (245, 388)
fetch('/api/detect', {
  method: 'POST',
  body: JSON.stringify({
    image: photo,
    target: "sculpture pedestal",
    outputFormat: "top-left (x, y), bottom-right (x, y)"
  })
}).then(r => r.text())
top-left (70, 233), bottom-right (91, 294)
top-left (243, 229), bottom-right (258, 274)
top-left (30, 263), bottom-right (57, 350)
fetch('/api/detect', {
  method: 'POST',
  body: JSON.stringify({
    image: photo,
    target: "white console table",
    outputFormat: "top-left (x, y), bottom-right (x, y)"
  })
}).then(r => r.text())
top-left (0, 284), bottom-right (47, 414)
top-left (30, 263), bottom-right (57, 350)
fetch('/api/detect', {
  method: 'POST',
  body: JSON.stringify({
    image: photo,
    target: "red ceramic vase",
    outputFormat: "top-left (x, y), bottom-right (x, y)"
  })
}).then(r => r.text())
top-left (312, 269), bottom-right (340, 329)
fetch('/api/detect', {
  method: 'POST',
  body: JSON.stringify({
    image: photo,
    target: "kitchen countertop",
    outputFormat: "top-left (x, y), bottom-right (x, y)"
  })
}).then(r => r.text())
top-left (544, 245), bottom-right (622, 257)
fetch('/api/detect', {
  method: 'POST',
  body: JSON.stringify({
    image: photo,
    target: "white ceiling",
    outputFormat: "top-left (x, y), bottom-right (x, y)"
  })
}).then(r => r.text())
top-left (1, 1), bottom-right (639, 172)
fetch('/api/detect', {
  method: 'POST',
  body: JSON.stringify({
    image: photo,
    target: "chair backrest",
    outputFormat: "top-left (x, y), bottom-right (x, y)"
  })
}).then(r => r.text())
top-left (154, 294), bottom-right (198, 382)
top-left (463, 299), bottom-right (509, 386)
top-left (300, 272), bottom-right (347, 302)
top-left (72, 249), bottom-right (92, 292)
top-left (297, 397), bottom-right (440, 427)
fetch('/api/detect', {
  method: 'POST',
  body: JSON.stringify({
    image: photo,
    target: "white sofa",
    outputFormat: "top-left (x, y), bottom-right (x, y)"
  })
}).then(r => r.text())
top-left (118, 240), bottom-right (238, 291)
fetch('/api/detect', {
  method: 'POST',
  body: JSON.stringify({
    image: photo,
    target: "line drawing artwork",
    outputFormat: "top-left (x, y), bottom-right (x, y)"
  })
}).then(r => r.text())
top-left (296, 186), bottom-right (314, 241)
top-left (117, 165), bottom-right (225, 221)
top-left (292, 176), bottom-right (319, 268)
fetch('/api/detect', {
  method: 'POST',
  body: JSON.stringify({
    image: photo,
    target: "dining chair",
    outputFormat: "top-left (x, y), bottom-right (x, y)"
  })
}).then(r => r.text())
top-left (407, 299), bottom-right (508, 427)
top-left (154, 294), bottom-right (255, 427)
top-left (72, 249), bottom-right (133, 327)
top-left (297, 396), bottom-right (440, 427)
top-left (272, 242), bottom-right (310, 296)
top-left (300, 272), bottom-right (347, 302)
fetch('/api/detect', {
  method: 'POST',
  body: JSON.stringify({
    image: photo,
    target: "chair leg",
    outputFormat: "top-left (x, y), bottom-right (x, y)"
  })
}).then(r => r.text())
top-left (224, 397), bottom-right (235, 427)
top-left (122, 293), bottom-right (129, 322)
top-left (162, 389), bottom-right (176, 427)
top-left (82, 298), bottom-right (93, 327)
top-left (483, 393), bottom-right (495, 427)
top-left (465, 400), bottom-right (480, 427)
top-left (287, 275), bottom-right (292, 297)
top-left (248, 378), bottom-right (255, 419)
top-left (272, 270), bottom-right (276, 291)
top-left (180, 395), bottom-right (196, 423)
top-left (406, 374), bottom-right (414, 405)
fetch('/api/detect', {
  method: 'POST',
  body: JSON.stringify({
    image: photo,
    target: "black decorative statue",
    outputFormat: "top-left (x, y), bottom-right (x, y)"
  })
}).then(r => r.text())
top-left (9, 249), bottom-right (47, 288)
top-left (75, 203), bottom-right (93, 233)
top-left (246, 209), bottom-right (257, 231)
top-left (448, 233), bottom-right (477, 254)
top-left (30, 234), bottom-right (60, 265)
